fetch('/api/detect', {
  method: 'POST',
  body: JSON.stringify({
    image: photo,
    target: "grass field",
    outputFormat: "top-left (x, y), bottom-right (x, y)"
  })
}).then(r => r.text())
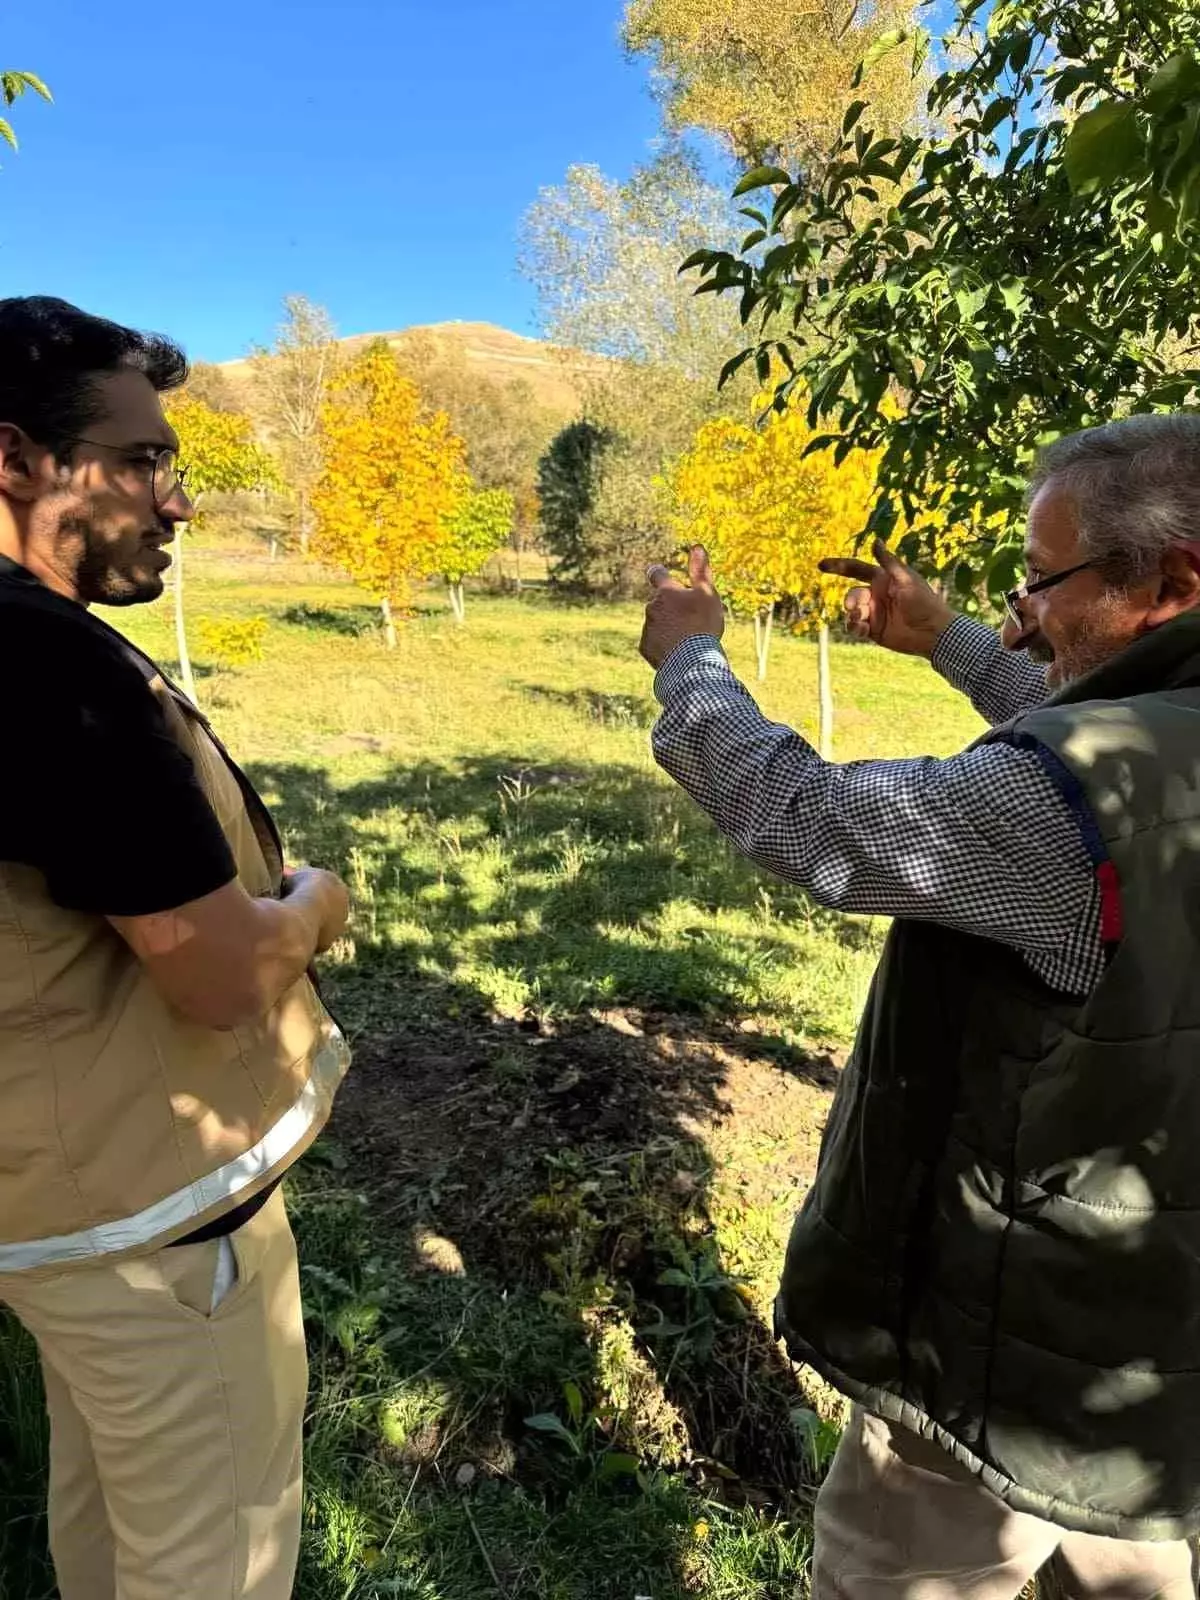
top-left (0, 543), bottom-right (983, 1600)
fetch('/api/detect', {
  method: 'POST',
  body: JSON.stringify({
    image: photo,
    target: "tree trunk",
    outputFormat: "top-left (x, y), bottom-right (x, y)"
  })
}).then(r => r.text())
top-left (818, 621), bottom-right (834, 759)
top-left (298, 486), bottom-right (311, 557)
top-left (449, 581), bottom-right (466, 624)
top-left (269, 534), bottom-right (279, 562)
top-left (380, 595), bottom-right (397, 649)
top-left (753, 602), bottom-right (775, 681)
top-left (173, 523), bottom-right (199, 705)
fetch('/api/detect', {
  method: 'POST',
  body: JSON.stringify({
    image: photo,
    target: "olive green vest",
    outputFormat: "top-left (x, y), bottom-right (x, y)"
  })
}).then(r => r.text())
top-left (777, 613), bottom-right (1200, 1540)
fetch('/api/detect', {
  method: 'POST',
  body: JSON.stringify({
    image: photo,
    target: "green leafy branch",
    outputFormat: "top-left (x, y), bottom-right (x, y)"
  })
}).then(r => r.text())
top-left (679, 0), bottom-right (1200, 582)
top-left (1, 70), bottom-right (51, 152)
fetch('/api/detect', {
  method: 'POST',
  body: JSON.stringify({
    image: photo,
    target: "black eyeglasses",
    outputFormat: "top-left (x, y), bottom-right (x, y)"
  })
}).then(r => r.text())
top-left (1004, 559), bottom-right (1094, 629)
top-left (59, 438), bottom-right (190, 509)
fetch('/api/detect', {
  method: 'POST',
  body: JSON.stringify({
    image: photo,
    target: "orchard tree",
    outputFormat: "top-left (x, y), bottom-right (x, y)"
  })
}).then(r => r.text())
top-left (683, 0), bottom-right (1200, 594)
top-left (167, 396), bottom-right (277, 702)
top-left (665, 400), bottom-right (964, 753)
top-left (535, 420), bottom-right (615, 589)
top-left (1, 70), bottom-right (51, 156)
top-left (521, 151), bottom-right (741, 377)
top-left (249, 296), bottom-right (339, 556)
top-left (522, 155), bottom-right (749, 586)
top-left (312, 342), bottom-right (468, 646)
top-left (623, 0), bottom-right (924, 172)
top-left (392, 328), bottom-right (554, 551)
top-left (434, 487), bottom-right (514, 623)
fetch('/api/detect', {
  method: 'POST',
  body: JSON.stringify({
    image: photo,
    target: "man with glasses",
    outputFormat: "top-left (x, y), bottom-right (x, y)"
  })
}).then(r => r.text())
top-left (640, 413), bottom-right (1200, 1598)
top-left (0, 297), bottom-right (352, 1598)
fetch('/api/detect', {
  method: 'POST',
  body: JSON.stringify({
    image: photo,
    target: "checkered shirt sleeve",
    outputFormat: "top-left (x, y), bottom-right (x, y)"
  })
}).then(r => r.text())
top-left (930, 613), bottom-right (1049, 726)
top-left (651, 627), bottom-right (1103, 996)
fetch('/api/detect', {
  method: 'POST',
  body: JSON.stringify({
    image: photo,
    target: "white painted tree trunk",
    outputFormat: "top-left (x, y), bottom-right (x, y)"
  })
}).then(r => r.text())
top-left (173, 521), bottom-right (199, 704)
top-left (449, 581), bottom-right (466, 624)
top-left (818, 620), bottom-right (834, 759)
top-left (380, 595), bottom-right (397, 649)
top-left (753, 602), bottom-right (775, 681)
top-left (298, 490), bottom-right (311, 557)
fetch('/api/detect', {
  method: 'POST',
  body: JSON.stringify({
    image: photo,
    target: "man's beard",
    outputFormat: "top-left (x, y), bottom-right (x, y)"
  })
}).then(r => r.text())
top-left (59, 512), bottom-right (165, 607)
top-left (1031, 592), bottom-right (1131, 689)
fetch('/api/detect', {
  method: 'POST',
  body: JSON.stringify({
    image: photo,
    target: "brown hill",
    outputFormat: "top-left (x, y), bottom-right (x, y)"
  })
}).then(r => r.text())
top-left (221, 320), bottom-right (601, 420)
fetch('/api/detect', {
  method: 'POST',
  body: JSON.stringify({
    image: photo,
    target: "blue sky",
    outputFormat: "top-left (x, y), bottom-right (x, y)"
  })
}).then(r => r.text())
top-left (1, 0), bottom-right (664, 361)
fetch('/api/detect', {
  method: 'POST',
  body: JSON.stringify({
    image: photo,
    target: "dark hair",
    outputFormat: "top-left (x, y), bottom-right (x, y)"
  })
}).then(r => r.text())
top-left (0, 296), bottom-right (189, 451)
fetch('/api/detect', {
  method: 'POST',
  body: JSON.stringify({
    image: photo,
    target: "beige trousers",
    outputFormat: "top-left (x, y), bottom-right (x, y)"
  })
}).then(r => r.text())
top-left (813, 1408), bottom-right (1197, 1600)
top-left (0, 1187), bottom-right (307, 1600)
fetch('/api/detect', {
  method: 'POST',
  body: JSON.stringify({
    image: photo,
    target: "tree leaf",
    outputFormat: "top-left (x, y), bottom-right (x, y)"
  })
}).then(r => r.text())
top-left (718, 347), bottom-right (756, 389)
top-left (980, 97), bottom-right (1015, 136)
top-left (1144, 53), bottom-right (1200, 117)
top-left (985, 543), bottom-right (1024, 606)
top-left (1063, 100), bottom-right (1146, 195)
top-left (524, 1413), bottom-right (580, 1452)
top-left (13, 71), bottom-right (51, 102)
top-left (563, 1379), bottom-right (584, 1427)
top-left (598, 1451), bottom-right (642, 1481)
top-left (860, 27), bottom-right (909, 74)
top-left (732, 165), bottom-right (792, 197)
top-left (678, 248), bottom-right (712, 275)
top-left (0, 118), bottom-right (16, 152)
top-left (843, 99), bottom-right (869, 136)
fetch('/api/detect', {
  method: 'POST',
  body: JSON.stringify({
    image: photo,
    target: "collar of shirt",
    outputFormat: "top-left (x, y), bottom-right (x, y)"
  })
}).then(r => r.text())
top-left (0, 554), bottom-right (40, 587)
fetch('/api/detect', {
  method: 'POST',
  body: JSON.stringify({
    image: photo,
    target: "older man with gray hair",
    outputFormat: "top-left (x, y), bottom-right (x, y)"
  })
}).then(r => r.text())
top-left (639, 414), bottom-right (1200, 1599)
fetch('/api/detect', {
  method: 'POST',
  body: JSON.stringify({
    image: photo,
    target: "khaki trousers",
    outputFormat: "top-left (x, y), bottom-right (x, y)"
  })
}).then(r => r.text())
top-left (814, 1408), bottom-right (1197, 1600)
top-left (0, 1187), bottom-right (307, 1600)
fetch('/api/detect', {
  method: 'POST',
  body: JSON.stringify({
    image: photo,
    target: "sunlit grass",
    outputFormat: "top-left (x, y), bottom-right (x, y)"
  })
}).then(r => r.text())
top-left (0, 541), bottom-right (984, 1598)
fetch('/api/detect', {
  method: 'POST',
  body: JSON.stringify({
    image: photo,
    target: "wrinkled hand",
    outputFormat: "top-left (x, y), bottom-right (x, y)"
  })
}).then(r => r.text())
top-left (819, 539), bottom-right (955, 659)
top-left (640, 545), bottom-right (725, 669)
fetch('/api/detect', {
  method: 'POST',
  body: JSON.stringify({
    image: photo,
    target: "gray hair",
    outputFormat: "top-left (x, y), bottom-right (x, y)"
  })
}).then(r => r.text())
top-left (1028, 413), bottom-right (1200, 582)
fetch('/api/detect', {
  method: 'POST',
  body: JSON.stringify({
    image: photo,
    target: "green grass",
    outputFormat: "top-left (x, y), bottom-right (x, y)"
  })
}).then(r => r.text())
top-left (0, 544), bottom-right (984, 1599)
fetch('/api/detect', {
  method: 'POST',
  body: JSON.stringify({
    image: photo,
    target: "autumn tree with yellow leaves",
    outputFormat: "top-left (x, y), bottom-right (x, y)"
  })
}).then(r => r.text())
top-left (312, 342), bottom-right (469, 647)
top-left (667, 396), bottom-right (974, 752)
top-left (665, 404), bottom-right (885, 755)
top-left (623, 0), bottom-right (925, 173)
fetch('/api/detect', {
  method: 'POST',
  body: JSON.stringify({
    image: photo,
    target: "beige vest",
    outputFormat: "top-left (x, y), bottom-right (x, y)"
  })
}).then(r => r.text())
top-left (0, 670), bottom-right (349, 1274)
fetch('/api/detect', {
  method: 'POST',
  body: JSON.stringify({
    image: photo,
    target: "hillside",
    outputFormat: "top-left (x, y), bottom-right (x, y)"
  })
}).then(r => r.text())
top-left (221, 320), bottom-right (602, 420)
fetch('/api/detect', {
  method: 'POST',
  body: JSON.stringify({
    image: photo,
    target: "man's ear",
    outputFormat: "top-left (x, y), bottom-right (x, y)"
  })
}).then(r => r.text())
top-left (1147, 544), bottom-right (1200, 627)
top-left (0, 422), bottom-right (46, 504)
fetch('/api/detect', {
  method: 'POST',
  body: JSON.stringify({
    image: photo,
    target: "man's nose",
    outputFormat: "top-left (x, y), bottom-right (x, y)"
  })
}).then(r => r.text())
top-left (1001, 612), bottom-right (1036, 651)
top-left (160, 484), bottom-right (196, 523)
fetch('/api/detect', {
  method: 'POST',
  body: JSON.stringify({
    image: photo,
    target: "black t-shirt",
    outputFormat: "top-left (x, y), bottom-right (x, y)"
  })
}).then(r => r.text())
top-left (0, 559), bottom-right (278, 1246)
top-left (0, 561), bottom-right (237, 915)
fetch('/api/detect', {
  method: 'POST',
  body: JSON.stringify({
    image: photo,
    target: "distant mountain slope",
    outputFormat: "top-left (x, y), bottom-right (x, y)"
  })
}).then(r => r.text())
top-left (220, 320), bottom-right (602, 419)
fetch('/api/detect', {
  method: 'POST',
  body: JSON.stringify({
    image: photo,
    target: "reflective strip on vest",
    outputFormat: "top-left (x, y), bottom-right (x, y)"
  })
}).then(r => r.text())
top-left (0, 1028), bottom-right (350, 1274)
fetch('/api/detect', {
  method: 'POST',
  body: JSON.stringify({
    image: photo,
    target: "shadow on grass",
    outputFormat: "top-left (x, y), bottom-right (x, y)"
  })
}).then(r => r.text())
top-left (0, 751), bottom-right (849, 1600)
top-left (252, 753), bottom-right (844, 1598)
top-left (278, 602), bottom-right (382, 639)
top-left (519, 683), bottom-right (658, 729)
